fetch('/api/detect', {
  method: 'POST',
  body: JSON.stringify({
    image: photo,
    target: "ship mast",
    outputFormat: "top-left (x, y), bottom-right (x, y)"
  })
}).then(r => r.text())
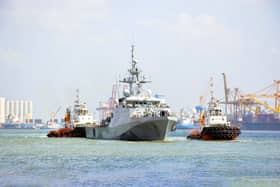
top-left (120, 45), bottom-right (151, 96)
top-left (210, 77), bottom-right (214, 102)
top-left (74, 89), bottom-right (80, 115)
top-left (75, 89), bottom-right (80, 105)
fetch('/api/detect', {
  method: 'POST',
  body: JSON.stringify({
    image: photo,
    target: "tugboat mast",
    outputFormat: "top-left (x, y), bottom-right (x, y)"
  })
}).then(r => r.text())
top-left (209, 77), bottom-right (214, 102)
top-left (74, 89), bottom-right (80, 115)
top-left (76, 89), bottom-right (80, 104)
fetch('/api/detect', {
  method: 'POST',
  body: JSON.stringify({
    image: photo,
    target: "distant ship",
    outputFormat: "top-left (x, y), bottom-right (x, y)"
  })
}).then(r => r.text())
top-left (176, 109), bottom-right (200, 129)
top-left (231, 113), bottom-right (280, 131)
top-left (0, 123), bottom-right (37, 129)
top-left (85, 46), bottom-right (177, 140)
top-left (176, 119), bottom-right (199, 129)
top-left (221, 74), bottom-right (280, 131)
top-left (0, 114), bottom-right (37, 129)
top-left (227, 96), bottom-right (280, 131)
top-left (39, 121), bottom-right (63, 129)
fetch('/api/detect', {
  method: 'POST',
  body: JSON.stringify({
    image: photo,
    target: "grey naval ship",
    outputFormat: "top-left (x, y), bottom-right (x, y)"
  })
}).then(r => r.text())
top-left (85, 46), bottom-right (177, 140)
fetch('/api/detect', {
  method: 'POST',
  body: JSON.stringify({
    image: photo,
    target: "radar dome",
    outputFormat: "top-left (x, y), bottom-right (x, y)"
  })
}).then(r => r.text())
top-left (146, 89), bottom-right (152, 97)
top-left (123, 88), bottom-right (130, 97)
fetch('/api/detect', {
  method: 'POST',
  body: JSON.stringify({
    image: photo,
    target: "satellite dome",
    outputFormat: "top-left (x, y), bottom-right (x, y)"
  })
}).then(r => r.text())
top-left (123, 88), bottom-right (130, 97)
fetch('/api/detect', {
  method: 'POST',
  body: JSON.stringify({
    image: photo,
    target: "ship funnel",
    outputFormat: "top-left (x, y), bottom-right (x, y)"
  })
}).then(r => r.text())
top-left (65, 108), bottom-right (71, 128)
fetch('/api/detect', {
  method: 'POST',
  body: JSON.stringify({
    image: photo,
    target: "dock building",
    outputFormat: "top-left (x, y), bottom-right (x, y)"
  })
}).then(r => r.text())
top-left (0, 97), bottom-right (33, 123)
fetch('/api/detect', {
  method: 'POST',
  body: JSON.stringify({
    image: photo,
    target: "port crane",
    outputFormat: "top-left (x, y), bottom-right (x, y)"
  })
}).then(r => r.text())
top-left (214, 73), bottom-right (280, 125)
top-left (97, 84), bottom-right (119, 120)
top-left (239, 80), bottom-right (280, 114)
top-left (50, 106), bottom-right (62, 122)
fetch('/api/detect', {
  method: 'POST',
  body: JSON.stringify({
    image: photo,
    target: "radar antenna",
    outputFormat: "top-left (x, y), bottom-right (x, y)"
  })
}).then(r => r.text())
top-left (120, 45), bottom-right (151, 96)
top-left (210, 77), bottom-right (214, 101)
top-left (76, 89), bottom-right (80, 105)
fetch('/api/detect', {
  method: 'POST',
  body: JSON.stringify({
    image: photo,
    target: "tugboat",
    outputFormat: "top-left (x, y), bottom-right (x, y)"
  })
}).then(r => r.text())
top-left (85, 45), bottom-right (177, 140)
top-left (188, 83), bottom-right (241, 140)
top-left (47, 90), bottom-right (97, 138)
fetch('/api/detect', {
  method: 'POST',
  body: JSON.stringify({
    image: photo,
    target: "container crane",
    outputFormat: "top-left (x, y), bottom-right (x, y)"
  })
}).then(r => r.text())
top-left (239, 80), bottom-right (280, 114)
top-left (50, 106), bottom-right (62, 122)
top-left (222, 73), bottom-right (229, 115)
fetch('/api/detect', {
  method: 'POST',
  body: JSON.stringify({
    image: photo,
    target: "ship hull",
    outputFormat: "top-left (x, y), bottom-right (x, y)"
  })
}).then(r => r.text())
top-left (176, 123), bottom-right (200, 129)
top-left (0, 123), bottom-right (36, 129)
top-left (187, 125), bottom-right (241, 140)
top-left (201, 126), bottom-right (241, 140)
top-left (85, 117), bottom-right (177, 141)
top-left (47, 127), bottom-right (86, 138)
top-left (241, 123), bottom-right (280, 131)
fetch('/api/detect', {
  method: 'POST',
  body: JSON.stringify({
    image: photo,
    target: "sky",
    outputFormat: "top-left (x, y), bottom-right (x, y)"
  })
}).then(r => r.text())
top-left (0, 0), bottom-right (279, 120)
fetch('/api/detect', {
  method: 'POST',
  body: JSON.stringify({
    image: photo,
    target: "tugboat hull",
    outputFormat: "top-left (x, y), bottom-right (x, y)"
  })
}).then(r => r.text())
top-left (201, 126), bottom-right (241, 140)
top-left (188, 126), bottom-right (241, 140)
top-left (47, 127), bottom-right (86, 138)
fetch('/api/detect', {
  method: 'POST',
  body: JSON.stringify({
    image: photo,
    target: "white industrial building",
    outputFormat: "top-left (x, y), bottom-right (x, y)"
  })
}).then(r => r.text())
top-left (0, 97), bottom-right (5, 123)
top-left (0, 97), bottom-right (33, 123)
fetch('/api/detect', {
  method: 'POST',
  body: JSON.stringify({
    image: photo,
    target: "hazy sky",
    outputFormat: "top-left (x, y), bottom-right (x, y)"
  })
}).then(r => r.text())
top-left (0, 0), bottom-right (279, 120)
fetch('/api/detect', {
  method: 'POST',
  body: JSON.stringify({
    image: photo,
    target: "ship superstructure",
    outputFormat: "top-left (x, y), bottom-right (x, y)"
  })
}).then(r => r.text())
top-left (85, 46), bottom-right (177, 140)
top-left (70, 89), bottom-right (96, 127)
top-left (205, 97), bottom-right (230, 128)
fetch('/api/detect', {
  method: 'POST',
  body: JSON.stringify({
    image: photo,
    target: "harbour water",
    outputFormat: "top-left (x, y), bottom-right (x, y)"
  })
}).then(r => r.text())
top-left (0, 129), bottom-right (280, 187)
